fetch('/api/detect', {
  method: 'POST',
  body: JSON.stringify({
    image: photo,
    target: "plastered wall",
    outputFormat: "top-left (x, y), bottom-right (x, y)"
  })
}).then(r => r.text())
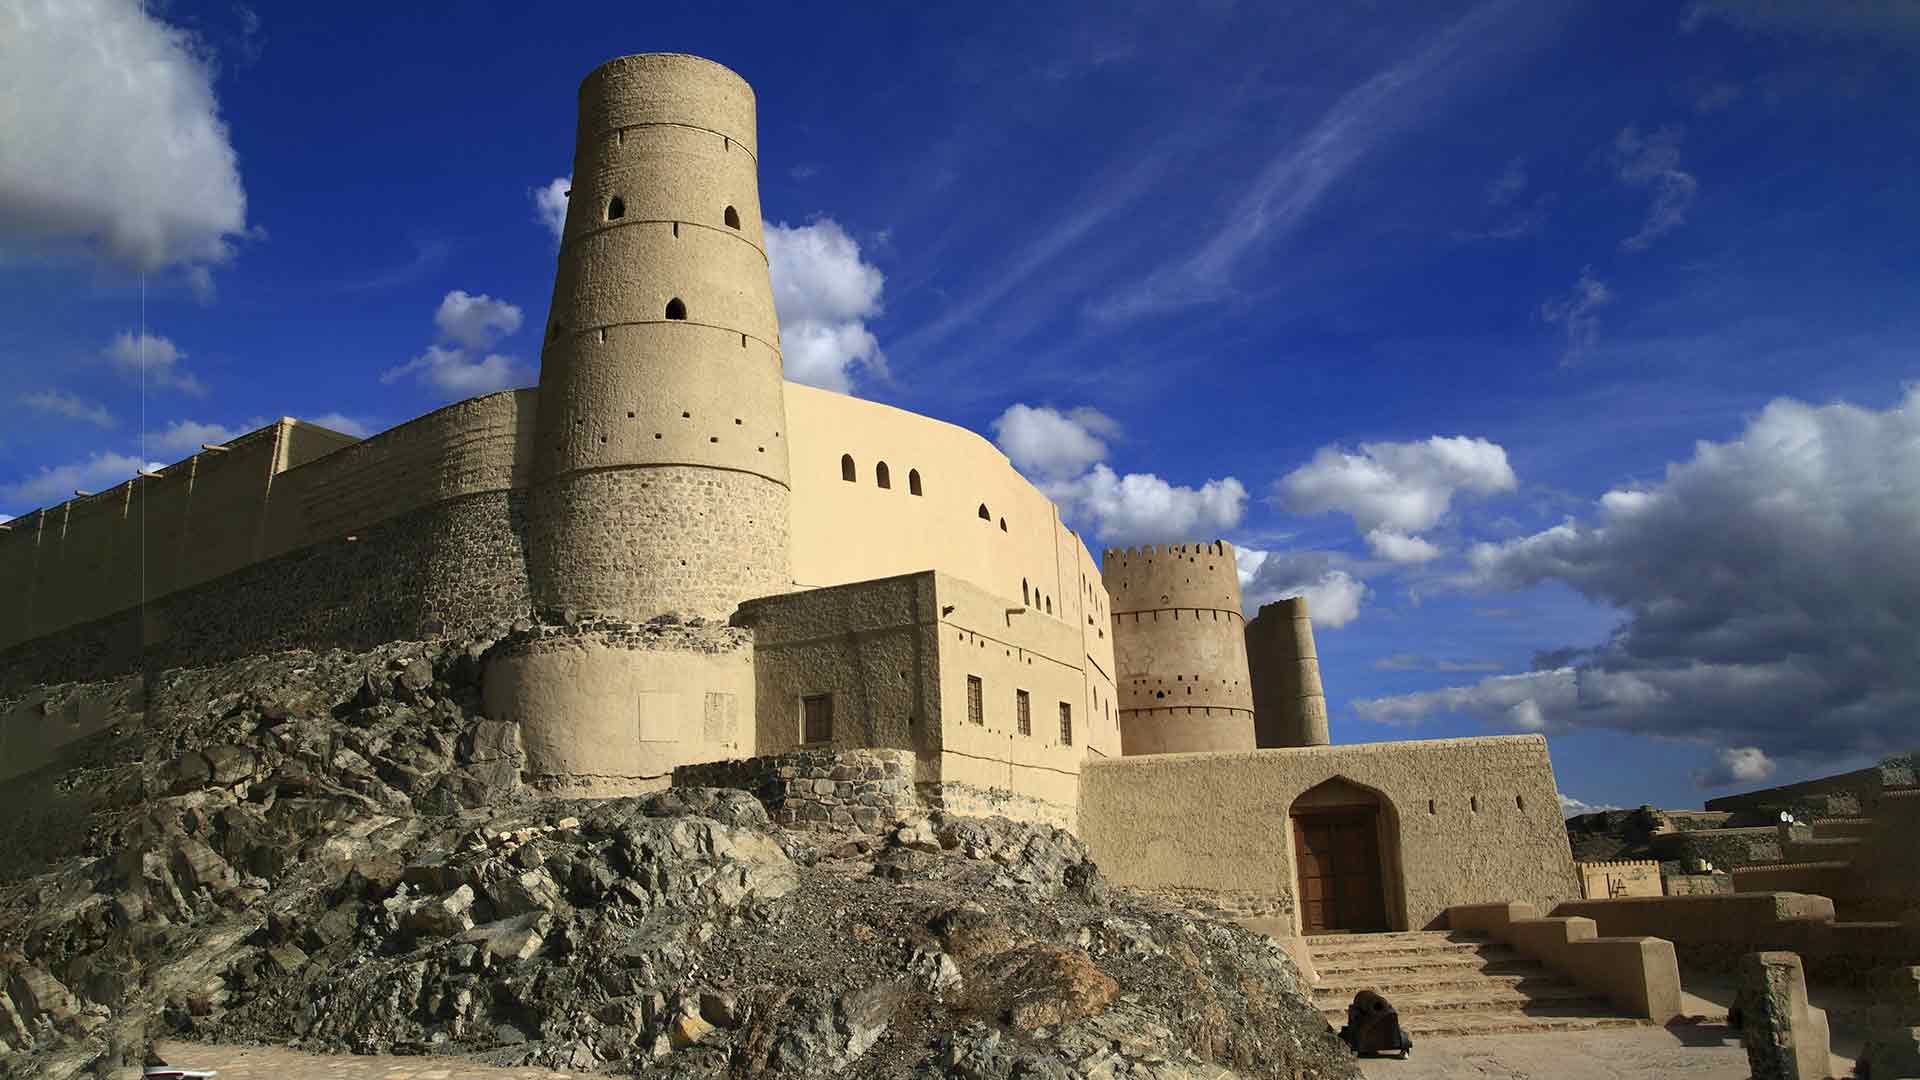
top-left (1244, 596), bottom-right (1331, 748)
top-left (1079, 735), bottom-right (1580, 932)
top-left (1103, 542), bottom-right (1255, 754)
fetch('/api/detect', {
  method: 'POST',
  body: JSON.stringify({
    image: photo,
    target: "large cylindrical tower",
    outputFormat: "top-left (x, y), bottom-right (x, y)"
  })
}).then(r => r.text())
top-left (528, 53), bottom-right (791, 621)
top-left (1246, 595), bottom-right (1331, 747)
top-left (1103, 541), bottom-right (1256, 754)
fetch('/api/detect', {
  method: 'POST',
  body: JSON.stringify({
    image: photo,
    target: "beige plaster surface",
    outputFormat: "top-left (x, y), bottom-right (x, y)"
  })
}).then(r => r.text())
top-left (1103, 542), bottom-right (1255, 754)
top-left (1081, 736), bottom-right (1579, 932)
top-left (483, 633), bottom-right (754, 794)
top-left (1245, 595), bottom-right (1330, 748)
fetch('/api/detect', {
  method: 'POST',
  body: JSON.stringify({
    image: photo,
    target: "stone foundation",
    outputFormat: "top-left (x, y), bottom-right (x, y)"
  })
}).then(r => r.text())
top-left (673, 748), bottom-right (918, 832)
top-left (919, 780), bottom-right (1076, 832)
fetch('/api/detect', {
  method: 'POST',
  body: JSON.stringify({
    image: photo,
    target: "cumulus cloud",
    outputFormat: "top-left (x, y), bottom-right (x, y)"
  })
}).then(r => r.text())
top-left (531, 176), bottom-right (570, 243)
top-left (1235, 547), bottom-right (1368, 626)
top-left (1276, 435), bottom-right (1516, 560)
top-left (1540, 267), bottom-right (1613, 366)
top-left (382, 345), bottom-right (528, 399)
top-left (1558, 794), bottom-right (1621, 816)
top-left (1694, 746), bottom-right (1777, 789)
top-left (300, 412), bottom-right (371, 438)
top-left (102, 331), bottom-right (205, 395)
top-left (382, 290), bottom-right (531, 399)
top-left (1050, 466), bottom-right (1246, 546)
top-left (766, 219), bottom-right (888, 394)
top-left (992, 404), bottom-right (1122, 482)
top-left (434, 291), bottom-right (523, 350)
top-left (150, 418), bottom-right (247, 455)
top-left (0, 451), bottom-right (160, 508)
top-left (20, 390), bottom-right (113, 428)
top-left (1612, 126), bottom-right (1698, 252)
top-left (1356, 386), bottom-right (1920, 769)
top-left (0, 0), bottom-right (248, 278)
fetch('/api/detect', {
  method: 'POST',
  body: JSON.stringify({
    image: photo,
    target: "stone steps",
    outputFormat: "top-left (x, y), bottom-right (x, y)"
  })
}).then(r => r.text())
top-left (1306, 929), bottom-right (1647, 1041)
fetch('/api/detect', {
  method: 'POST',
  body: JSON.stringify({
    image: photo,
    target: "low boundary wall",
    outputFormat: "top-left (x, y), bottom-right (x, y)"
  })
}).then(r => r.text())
top-left (674, 748), bottom-right (919, 832)
top-left (1450, 900), bottom-right (1682, 1022)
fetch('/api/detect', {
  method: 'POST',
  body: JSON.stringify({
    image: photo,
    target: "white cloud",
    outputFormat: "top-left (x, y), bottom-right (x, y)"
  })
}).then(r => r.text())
top-left (150, 418), bottom-right (246, 455)
top-left (1487, 157), bottom-right (1528, 206)
top-left (382, 291), bottom-right (531, 400)
top-left (1694, 746), bottom-right (1777, 789)
top-left (1365, 529), bottom-right (1443, 563)
top-left (1363, 386), bottom-right (1920, 770)
top-left (434, 290), bottom-right (523, 350)
top-left (1540, 267), bottom-right (1613, 366)
top-left (1373, 653), bottom-right (1505, 673)
top-left (1235, 546), bottom-right (1369, 626)
top-left (992, 404), bottom-right (1121, 482)
top-left (0, 451), bottom-right (155, 508)
top-left (20, 390), bottom-right (113, 428)
top-left (1558, 794), bottom-right (1621, 816)
top-left (299, 412), bottom-right (371, 438)
top-left (101, 331), bottom-right (205, 395)
top-left (766, 219), bottom-right (888, 393)
top-left (531, 176), bottom-right (569, 242)
top-left (0, 0), bottom-right (248, 278)
top-left (1276, 435), bottom-right (1516, 559)
top-left (1612, 126), bottom-right (1698, 252)
top-left (382, 345), bottom-right (528, 399)
top-left (1049, 465), bottom-right (1246, 546)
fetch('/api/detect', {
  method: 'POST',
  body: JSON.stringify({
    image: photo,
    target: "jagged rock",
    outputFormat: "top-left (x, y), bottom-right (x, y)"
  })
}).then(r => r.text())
top-left (398, 885), bottom-right (475, 937)
top-left (983, 943), bottom-right (1119, 1031)
top-left (200, 744), bottom-right (257, 787)
top-left (484, 868), bottom-right (561, 917)
top-left (893, 818), bottom-right (940, 853)
top-left (907, 946), bottom-right (963, 994)
top-left (459, 912), bottom-right (549, 963)
top-left (699, 989), bottom-right (741, 1029)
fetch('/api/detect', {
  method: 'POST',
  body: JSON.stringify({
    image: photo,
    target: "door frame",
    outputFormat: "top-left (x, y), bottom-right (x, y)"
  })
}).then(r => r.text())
top-left (1291, 805), bottom-right (1391, 935)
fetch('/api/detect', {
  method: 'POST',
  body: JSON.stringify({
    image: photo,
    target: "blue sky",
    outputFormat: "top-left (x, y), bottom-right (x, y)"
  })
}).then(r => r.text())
top-left (3, 0), bottom-right (1918, 812)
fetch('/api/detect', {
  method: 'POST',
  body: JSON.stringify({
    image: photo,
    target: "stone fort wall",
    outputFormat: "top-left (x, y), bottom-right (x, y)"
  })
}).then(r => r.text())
top-left (1102, 542), bottom-right (1255, 754)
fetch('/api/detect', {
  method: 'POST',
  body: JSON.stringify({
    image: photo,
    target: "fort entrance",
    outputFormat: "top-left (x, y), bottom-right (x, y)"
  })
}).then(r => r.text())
top-left (1291, 777), bottom-right (1392, 934)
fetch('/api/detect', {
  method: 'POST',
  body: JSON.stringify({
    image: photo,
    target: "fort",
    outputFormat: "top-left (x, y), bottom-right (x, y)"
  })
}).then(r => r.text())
top-left (0, 52), bottom-right (1580, 939)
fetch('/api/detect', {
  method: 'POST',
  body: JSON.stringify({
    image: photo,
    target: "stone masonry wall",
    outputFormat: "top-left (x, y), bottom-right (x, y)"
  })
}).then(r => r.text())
top-left (0, 490), bottom-right (531, 698)
top-left (673, 748), bottom-right (919, 832)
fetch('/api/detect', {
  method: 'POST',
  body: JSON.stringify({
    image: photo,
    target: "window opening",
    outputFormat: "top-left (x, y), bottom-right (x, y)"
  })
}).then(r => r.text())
top-left (876, 461), bottom-right (891, 489)
top-left (665, 298), bottom-right (687, 320)
top-left (607, 196), bottom-right (625, 220)
top-left (1016, 690), bottom-right (1031, 736)
top-left (978, 504), bottom-right (990, 521)
top-left (841, 454), bottom-right (856, 482)
top-left (1059, 703), bottom-right (1073, 745)
top-left (966, 676), bottom-right (984, 725)
top-left (908, 469), bottom-right (922, 496)
top-left (724, 205), bottom-right (741, 229)
top-left (802, 694), bottom-right (833, 744)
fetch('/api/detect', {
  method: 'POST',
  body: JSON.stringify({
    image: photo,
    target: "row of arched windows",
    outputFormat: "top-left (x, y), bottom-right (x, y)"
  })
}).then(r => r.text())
top-left (976, 504), bottom-right (1006, 531)
top-left (604, 199), bottom-right (744, 233)
top-left (840, 454), bottom-right (922, 495)
top-left (1020, 578), bottom-right (1054, 615)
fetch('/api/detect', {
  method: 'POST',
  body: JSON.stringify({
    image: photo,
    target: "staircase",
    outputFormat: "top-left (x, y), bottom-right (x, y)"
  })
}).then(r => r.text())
top-left (1307, 931), bottom-right (1651, 1038)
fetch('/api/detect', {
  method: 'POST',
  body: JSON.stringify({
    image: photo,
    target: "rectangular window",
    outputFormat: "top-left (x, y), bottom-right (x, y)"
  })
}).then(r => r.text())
top-left (1059, 702), bottom-right (1073, 745)
top-left (1016, 690), bottom-right (1031, 736)
top-left (802, 694), bottom-right (833, 744)
top-left (967, 676), bottom-right (983, 725)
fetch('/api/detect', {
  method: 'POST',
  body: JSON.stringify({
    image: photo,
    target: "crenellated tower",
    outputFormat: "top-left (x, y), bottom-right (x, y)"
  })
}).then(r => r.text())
top-left (1102, 541), bottom-right (1256, 754)
top-left (1245, 595), bottom-right (1331, 747)
top-left (527, 52), bottom-right (791, 622)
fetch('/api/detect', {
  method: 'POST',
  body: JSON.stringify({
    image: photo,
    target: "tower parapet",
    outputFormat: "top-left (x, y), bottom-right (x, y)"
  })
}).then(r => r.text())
top-left (1245, 595), bottom-right (1331, 747)
top-left (527, 52), bottom-right (791, 622)
top-left (1102, 540), bottom-right (1255, 754)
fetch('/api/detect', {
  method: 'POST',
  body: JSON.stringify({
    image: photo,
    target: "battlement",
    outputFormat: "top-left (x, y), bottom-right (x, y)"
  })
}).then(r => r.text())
top-left (1102, 539), bottom-right (1242, 616)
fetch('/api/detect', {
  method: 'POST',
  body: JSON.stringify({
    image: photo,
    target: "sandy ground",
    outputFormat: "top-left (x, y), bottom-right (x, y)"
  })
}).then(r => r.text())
top-left (152, 979), bottom-right (1873, 1079)
top-left (1356, 979), bottom-right (1866, 1080)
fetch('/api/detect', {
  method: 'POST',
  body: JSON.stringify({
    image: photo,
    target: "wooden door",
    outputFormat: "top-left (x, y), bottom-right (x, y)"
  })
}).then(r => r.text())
top-left (1292, 810), bottom-right (1386, 933)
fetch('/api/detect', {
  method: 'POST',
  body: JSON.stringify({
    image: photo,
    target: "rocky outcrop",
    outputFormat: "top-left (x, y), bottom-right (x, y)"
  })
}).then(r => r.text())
top-left (0, 638), bottom-right (1356, 1079)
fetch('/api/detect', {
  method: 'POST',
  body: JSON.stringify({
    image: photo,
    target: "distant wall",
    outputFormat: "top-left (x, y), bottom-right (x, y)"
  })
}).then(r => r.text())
top-left (673, 748), bottom-right (917, 832)
top-left (1080, 736), bottom-right (1579, 932)
top-left (1705, 766), bottom-right (1882, 824)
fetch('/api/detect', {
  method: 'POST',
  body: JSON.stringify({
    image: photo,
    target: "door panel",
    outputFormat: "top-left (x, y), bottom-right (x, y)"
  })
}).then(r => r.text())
top-left (1292, 810), bottom-right (1386, 933)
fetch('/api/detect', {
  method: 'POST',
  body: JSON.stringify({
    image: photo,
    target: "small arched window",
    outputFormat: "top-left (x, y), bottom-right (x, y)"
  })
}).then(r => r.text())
top-left (840, 454), bottom-right (856, 482)
top-left (999, 517), bottom-right (1007, 532)
top-left (1045, 596), bottom-right (1052, 614)
top-left (665, 298), bottom-right (687, 320)
top-left (908, 469), bottom-right (922, 496)
top-left (876, 462), bottom-right (891, 489)
top-left (607, 196), bottom-right (625, 220)
top-left (724, 205), bottom-right (741, 229)
top-left (1022, 579), bottom-right (1030, 605)
top-left (978, 504), bottom-right (991, 521)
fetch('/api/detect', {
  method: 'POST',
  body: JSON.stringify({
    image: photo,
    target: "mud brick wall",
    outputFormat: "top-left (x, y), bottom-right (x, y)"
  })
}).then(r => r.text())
top-left (673, 748), bottom-right (918, 832)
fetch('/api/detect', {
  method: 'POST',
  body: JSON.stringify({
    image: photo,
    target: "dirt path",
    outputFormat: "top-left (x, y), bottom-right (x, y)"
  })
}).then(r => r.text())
top-left (152, 1042), bottom-right (599, 1079)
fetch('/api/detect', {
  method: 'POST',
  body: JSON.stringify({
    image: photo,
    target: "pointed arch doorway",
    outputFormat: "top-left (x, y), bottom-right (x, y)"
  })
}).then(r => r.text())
top-left (1291, 777), bottom-right (1393, 934)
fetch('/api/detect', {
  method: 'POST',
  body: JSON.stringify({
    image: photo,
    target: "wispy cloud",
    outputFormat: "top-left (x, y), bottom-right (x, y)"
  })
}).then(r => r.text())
top-left (20, 389), bottom-right (114, 428)
top-left (1540, 267), bottom-right (1613, 366)
top-left (1091, 0), bottom-right (1534, 323)
top-left (1612, 126), bottom-right (1698, 252)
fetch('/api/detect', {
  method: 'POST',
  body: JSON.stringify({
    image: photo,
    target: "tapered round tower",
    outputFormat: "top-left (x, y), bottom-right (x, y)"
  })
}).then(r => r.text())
top-left (528, 53), bottom-right (791, 621)
top-left (1246, 595), bottom-right (1331, 747)
top-left (1103, 541), bottom-right (1256, 754)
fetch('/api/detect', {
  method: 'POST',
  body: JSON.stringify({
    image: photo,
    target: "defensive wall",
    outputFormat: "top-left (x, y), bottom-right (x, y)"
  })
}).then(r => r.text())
top-left (1102, 541), bottom-right (1255, 754)
top-left (1079, 735), bottom-right (1579, 932)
